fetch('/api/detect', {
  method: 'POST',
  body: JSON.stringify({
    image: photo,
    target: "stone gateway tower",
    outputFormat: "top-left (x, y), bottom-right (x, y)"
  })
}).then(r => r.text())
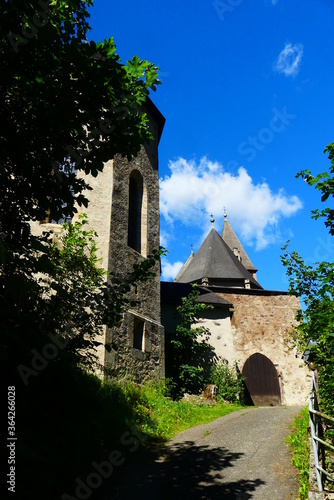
top-left (77, 98), bottom-right (166, 382)
top-left (162, 214), bottom-right (310, 406)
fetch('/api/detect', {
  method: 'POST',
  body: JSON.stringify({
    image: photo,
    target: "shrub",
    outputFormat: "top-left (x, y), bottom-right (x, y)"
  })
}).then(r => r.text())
top-left (171, 285), bottom-right (215, 396)
top-left (210, 359), bottom-right (245, 404)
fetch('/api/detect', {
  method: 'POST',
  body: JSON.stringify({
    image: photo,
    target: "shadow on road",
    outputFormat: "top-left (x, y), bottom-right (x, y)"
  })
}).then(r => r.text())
top-left (106, 440), bottom-right (265, 499)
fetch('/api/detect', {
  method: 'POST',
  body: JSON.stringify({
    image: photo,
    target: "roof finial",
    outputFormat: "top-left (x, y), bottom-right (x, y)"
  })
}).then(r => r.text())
top-left (210, 214), bottom-right (215, 228)
top-left (224, 207), bottom-right (228, 219)
top-left (191, 244), bottom-right (194, 255)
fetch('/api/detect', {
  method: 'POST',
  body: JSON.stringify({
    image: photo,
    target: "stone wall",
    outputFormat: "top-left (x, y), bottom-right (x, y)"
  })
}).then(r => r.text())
top-left (75, 160), bottom-right (114, 369)
top-left (76, 146), bottom-right (162, 374)
top-left (197, 308), bottom-right (235, 365)
top-left (218, 291), bottom-right (310, 405)
top-left (105, 311), bottom-right (165, 382)
top-left (108, 145), bottom-right (161, 322)
top-left (30, 102), bottom-right (165, 383)
top-left (74, 113), bottom-right (165, 381)
top-left (76, 159), bottom-right (114, 271)
top-left (162, 286), bottom-right (310, 405)
top-left (103, 141), bottom-right (165, 381)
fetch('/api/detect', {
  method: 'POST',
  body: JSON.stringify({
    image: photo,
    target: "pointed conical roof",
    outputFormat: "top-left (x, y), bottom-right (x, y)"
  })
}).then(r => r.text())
top-left (221, 216), bottom-right (258, 273)
top-left (174, 249), bottom-right (194, 282)
top-left (174, 228), bottom-right (262, 289)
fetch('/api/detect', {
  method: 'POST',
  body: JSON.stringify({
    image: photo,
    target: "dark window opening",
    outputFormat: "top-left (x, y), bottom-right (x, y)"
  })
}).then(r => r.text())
top-left (128, 171), bottom-right (143, 253)
top-left (133, 318), bottom-right (144, 351)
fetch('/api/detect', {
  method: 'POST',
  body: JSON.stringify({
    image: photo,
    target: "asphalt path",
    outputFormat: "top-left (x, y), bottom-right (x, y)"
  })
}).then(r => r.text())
top-left (105, 406), bottom-right (302, 500)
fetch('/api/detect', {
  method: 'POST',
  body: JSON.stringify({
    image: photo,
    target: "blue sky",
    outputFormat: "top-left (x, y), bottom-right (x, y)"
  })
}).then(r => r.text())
top-left (88, 0), bottom-right (334, 291)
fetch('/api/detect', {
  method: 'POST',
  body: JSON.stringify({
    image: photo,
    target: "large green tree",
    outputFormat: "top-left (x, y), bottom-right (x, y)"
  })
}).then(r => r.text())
top-left (2, 215), bottom-right (162, 500)
top-left (0, 0), bottom-right (161, 364)
top-left (282, 143), bottom-right (334, 417)
top-left (0, 5), bottom-right (163, 496)
top-left (11, 214), bottom-right (162, 382)
top-left (0, 0), bottom-right (160, 235)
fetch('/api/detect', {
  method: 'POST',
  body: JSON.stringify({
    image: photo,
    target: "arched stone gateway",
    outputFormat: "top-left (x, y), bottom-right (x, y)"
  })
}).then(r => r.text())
top-left (242, 353), bottom-right (281, 406)
top-left (161, 215), bottom-right (310, 406)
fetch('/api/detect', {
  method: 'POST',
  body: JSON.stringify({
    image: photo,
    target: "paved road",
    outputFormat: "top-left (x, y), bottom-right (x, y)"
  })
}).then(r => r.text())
top-left (104, 406), bottom-right (302, 500)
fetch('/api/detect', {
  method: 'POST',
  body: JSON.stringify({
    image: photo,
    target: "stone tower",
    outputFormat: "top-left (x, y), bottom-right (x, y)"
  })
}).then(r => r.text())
top-left (162, 215), bottom-right (309, 405)
top-left (77, 98), bottom-right (166, 382)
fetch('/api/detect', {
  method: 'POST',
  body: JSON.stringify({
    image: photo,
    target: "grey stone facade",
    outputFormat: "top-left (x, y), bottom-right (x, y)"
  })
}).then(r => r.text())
top-left (31, 99), bottom-right (165, 383)
top-left (104, 145), bottom-right (165, 381)
top-left (75, 101), bottom-right (166, 382)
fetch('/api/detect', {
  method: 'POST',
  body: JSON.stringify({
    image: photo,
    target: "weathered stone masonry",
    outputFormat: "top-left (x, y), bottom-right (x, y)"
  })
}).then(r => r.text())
top-left (75, 101), bottom-right (166, 382)
top-left (104, 144), bottom-right (164, 381)
top-left (217, 291), bottom-right (310, 405)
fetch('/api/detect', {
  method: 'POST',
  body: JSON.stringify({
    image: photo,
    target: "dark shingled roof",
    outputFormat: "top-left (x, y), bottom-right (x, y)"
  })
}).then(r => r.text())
top-left (196, 292), bottom-right (233, 307)
top-left (160, 282), bottom-right (233, 307)
top-left (174, 228), bottom-right (262, 289)
top-left (221, 217), bottom-right (258, 273)
top-left (174, 251), bottom-right (195, 282)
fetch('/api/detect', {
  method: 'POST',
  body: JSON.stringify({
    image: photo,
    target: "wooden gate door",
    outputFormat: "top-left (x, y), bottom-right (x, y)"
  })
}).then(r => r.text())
top-left (242, 353), bottom-right (281, 406)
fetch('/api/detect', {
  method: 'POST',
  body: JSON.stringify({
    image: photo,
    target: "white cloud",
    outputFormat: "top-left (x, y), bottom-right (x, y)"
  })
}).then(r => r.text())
top-left (160, 157), bottom-right (302, 251)
top-left (273, 42), bottom-right (304, 77)
top-left (161, 260), bottom-right (183, 281)
top-left (160, 231), bottom-right (169, 249)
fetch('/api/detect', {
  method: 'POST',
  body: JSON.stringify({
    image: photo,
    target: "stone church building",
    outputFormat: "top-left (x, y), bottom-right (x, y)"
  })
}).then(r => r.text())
top-left (79, 98), bottom-right (166, 381)
top-left (31, 94), bottom-right (309, 404)
top-left (161, 215), bottom-right (310, 406)
top-left (31, 98), bottom-right (166, 382)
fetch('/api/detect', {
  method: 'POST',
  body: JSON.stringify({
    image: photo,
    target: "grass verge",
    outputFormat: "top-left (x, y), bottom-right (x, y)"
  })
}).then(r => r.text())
top-left (119, 379), bottom-right (244, 441)
top-left (286, 406), bottom-right (309, 499)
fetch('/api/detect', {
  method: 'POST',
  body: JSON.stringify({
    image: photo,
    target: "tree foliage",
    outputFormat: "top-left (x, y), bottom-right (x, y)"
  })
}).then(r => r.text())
top-left (281, 143), bottom-right (334, 417)
top-left (0, 0), bottom-right (160, 235)
top-left (0, 0), bottom-right (165, 385)
top-left (0, 3), bottom-right (164, 496)
top-left (298, 143), bottom-right (334, 235)
top-left (2, 214), bottom-right (163, 384)
top-left (171, 286), bottom-right (215, 396)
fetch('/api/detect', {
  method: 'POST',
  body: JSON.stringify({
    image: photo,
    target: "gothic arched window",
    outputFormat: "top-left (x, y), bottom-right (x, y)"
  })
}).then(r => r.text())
top-left (128, 170), bottom-right (147, 255)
